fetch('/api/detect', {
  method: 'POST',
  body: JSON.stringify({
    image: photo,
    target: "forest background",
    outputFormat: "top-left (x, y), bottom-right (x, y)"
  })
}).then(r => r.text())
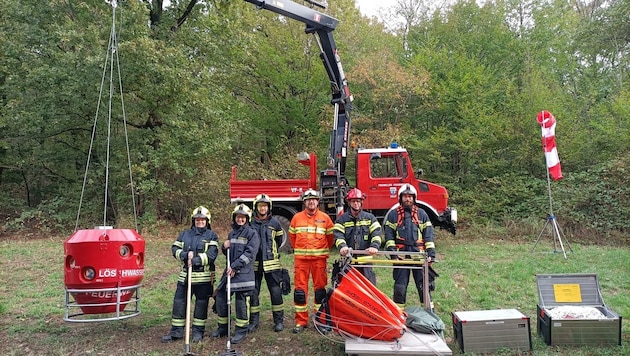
top-left (0, 0), bottom-right (629, 241)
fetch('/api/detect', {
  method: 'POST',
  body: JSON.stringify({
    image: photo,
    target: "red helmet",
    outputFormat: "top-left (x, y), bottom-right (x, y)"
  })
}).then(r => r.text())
top-left (346, 188), bottom-right (366, 201)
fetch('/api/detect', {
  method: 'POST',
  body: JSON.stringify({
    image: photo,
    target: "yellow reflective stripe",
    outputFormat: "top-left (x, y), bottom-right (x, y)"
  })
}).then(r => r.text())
top-left (293, 226), bottom-right (329, 235)
top-left (295, 305), bottom-right (308, 312)
top-left (200, 253), bottom-right (208, 265)
top-left (425, 241), bottom-right (435, 249)
top-left (369, 221), bottom-right (381, 233)
top-left (333, 223), bottom-right (345, 233)
top-left (234, 318), bottom-right (249, 328)
top-left (293, 248), bottom-right (329, 257)
top-left (385, 220), bottom-right (397, 229)
top-left (384, 240), bottom-right (397, 249)
top-left (177, 271), bottom-right (213, 284)
top-left (263, 260), bottom-right (281, 270)
top-left (271, 304), bottom-right (284, 312)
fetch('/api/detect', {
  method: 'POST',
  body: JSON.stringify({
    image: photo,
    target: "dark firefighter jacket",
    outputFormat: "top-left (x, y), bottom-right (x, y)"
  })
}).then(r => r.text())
top-left (333, 210), bottom-right (382, 251)
top-left (384, 205), bottom-right (435, 257)
top-left (171, 226), bottom-right (219, 284)
top-left (251, 214), bottom-right (284, 272)
top-left (220, 222), bottom-right (260, 292)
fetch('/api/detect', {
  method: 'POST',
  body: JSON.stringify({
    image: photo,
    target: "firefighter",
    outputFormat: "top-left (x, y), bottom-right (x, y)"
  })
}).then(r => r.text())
top-left (212, 204), bottom-right (260, 345)
top-left (383, 184), bottom-right (436, 308)
top-left (288, 189), bottom-right (334, 334)
top-left (334, 188), bottom-right (382, 284)
top-left (162, 206), bottom-right (219, 343)
top-left (249, 193), bottom-right (286, 332)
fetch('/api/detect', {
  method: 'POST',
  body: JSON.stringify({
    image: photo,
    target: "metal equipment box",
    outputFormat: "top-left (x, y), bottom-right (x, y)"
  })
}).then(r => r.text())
top-left (452, 309), bottom-right (532, 354)
top-left (536, 273), bottom-right (622, 346)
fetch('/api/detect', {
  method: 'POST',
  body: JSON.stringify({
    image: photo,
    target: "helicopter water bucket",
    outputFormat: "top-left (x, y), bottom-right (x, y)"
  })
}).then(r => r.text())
top-left (63, 226), bottom-right (145, 322)
top-left (317, 263), bottom-right (407, 341)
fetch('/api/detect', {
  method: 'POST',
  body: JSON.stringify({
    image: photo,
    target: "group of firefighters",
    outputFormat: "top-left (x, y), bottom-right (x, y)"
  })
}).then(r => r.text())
top-left (161, 183), bottom-right (436, 345)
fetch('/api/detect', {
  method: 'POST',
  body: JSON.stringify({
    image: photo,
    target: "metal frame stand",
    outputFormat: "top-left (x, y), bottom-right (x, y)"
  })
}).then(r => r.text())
top-left (530, 164), bottom-right (572, 258)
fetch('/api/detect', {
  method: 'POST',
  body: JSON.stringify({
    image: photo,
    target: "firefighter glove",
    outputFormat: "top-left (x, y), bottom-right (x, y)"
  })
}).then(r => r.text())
top-left (192, 256), bottom-right (202, 267)
top-left (427, 248), bottom-right (436, 258)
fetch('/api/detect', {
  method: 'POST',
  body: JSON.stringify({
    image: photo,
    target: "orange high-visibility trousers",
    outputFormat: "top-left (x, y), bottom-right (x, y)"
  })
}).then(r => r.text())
top-left (293, 257), bottom-right (327, 327)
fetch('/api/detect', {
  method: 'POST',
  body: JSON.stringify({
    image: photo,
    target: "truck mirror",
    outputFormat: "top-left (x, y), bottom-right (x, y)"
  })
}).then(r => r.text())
top-left (416, 169), bottom-right (424, 178)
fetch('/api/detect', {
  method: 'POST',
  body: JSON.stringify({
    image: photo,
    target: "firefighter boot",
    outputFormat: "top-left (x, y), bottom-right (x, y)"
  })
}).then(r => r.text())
top-left (230, 326), bottom-right (248, 344)
top-left (161, 326), bottom-right (184, 343)
top-left (192, 325), bottom-right (204, 342)
top-left (272, 311), bottom-right (284, 332)
top-left (248, 312), bottom-right (259, 333)
top-left (211, 323), bottom-right (228, 338)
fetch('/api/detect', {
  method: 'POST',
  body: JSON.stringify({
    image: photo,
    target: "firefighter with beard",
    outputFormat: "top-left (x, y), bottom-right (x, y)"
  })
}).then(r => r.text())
top-left (384, 184), bottom-right (436, 308)
top-left (212, 204), bottom-right (260, 345)
top-left (288, 189), bottom-right (334, 334)
top-left (249, 193), bottom-right (286, 332)
top-left (334, 188), bottom-right (382, 285)
top-left (162, 206), bottom-right (219, 343)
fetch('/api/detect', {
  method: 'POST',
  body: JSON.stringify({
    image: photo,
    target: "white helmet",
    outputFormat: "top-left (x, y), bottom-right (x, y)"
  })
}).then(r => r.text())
top-left (398, 184), bottom-right (417, 203)
top-left (232, 204), bottom-right (252, 222)
top-left (301, 189), bottom-right (320, 201)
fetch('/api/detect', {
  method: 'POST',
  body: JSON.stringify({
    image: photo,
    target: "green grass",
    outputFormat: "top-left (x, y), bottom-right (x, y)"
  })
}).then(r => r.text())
top-left (0, 226), bottom-right (627, 355)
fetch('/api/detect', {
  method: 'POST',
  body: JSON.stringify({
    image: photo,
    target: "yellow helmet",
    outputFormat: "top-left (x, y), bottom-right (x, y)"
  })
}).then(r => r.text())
top-left (301, 188), bottom-right (320, 201)
top-left (232, 204), bottom-right (252, 222)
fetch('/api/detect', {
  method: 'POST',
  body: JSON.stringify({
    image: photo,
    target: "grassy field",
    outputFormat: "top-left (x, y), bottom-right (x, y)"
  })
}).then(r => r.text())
top-left (0, 223), bottom-right (628, 355)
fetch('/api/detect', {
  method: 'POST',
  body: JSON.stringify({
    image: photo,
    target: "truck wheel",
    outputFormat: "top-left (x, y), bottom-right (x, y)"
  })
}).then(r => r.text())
top-left (276, 215), bottom-right (293, 254)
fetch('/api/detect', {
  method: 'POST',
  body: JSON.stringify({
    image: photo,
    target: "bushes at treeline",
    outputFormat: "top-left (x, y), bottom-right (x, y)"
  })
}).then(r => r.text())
top-left (2, 154), bottom-right (628, 239)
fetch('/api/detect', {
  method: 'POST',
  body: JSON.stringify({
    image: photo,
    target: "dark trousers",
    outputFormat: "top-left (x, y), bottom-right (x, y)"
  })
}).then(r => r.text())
top-left (251, 270), bottom-right (284, 311)
top-left (215, 289), bottom-right (250, 329)
top-left (392, 266), bottom-right (425, 305)
top-left (171, 281), bottom-right (212, 327)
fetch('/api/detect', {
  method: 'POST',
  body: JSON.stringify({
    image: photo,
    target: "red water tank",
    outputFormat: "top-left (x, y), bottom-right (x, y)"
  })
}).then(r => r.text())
top-left (64, 227), bottom-right (145, 317)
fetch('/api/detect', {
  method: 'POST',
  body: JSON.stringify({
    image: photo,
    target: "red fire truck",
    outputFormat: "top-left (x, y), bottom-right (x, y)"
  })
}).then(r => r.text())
top-left (231, 0), bottom-right (456, 248)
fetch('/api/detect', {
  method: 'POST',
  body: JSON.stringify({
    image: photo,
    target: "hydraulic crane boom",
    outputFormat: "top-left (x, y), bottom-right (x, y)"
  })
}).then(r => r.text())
top-left (244, 0), bottom-right (354, 215)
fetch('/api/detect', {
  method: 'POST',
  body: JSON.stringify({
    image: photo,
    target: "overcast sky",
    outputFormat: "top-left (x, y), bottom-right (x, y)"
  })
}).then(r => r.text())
top-left (354, 0), bottom-right (386, 18)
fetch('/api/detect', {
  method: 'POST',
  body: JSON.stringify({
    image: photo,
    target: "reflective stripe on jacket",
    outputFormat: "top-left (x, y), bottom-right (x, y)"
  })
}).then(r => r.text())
top-left (384, 206), bottom-right (435, 257)
top-left (251, 215), bottom-right (284, 272)
top-left (221, 223), bottom-right (260, 292)
top-left (172, 227), bottom-right (219, 284)
top-left (333, 210), bottom-right (382, 251)
top-left (289, 210), bottom-right (334, 259)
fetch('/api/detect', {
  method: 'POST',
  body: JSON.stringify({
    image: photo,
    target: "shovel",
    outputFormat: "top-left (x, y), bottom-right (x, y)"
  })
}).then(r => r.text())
top-left (183, 253), bottom-right (197, 356)
top-left (217, 247), bottom-right (243, 356)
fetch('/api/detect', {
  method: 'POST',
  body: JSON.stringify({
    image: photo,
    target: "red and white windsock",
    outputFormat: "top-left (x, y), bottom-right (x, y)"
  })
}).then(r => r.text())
top-left (536, 110), bottom-right (563, 180)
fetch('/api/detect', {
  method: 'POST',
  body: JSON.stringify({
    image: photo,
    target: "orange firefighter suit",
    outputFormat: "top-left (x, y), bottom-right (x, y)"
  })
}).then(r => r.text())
top-left (288, 209), bottom-right (334, 329)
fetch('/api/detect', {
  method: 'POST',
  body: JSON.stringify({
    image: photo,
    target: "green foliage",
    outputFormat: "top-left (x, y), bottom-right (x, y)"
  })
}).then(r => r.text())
top-left (555, 154), bottom-right (630, 234)
top-left (4, 196), bottom-right (75, 233)
top-left (1, 0), bottom-right (629, 238)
